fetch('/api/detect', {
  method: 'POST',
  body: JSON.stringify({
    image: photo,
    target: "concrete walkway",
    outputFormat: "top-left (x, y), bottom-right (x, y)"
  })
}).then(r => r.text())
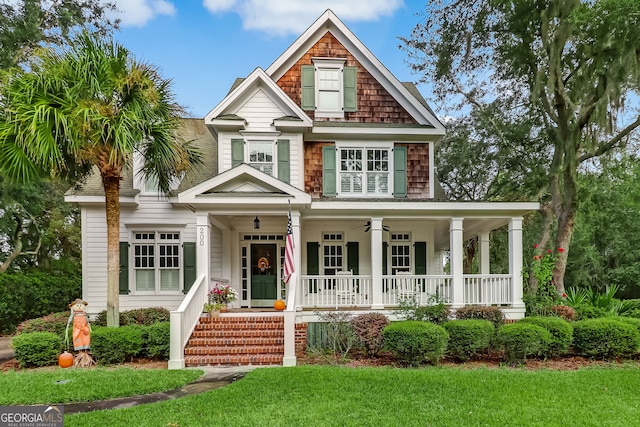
top-left (64, 367), bottom-right (254, 414)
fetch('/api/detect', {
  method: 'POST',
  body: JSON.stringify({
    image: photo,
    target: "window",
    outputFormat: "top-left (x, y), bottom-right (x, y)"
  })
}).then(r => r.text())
top-left (339, 146), bottom-right (390, 196)
top-left (322, 232), bottom-right (344, 277)
top-left (302, 59), bottom-right (356, 117)
top-left (391, 233), bottom-right (411, 274)
top-left (133, 232), bottom-right (181, 292)
top-left (248, 140), bottom-right (274, 175)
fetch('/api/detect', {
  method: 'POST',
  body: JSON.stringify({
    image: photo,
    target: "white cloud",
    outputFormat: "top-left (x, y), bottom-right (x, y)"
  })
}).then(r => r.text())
top-left (202, 0), bottom-right (404, 36)
top-left (111, 0), bottom-right (177, 27)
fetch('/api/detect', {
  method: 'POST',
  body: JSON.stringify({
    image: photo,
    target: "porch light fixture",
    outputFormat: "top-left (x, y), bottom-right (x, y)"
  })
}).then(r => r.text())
top-left (253, 216), bottom-right (260, 229)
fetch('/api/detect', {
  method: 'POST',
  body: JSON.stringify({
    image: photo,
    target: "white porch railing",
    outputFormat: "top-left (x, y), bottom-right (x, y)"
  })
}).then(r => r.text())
top-left (299, 274), bottom-right (513, 308)
top-left (381, 274), bottom-right (452, 305)
top-left (300, 275), bottom-right (373, 308)
top-left (169, 275), bottom-right (229, 370)
top-left (464, 274), bottom-right (512, 305)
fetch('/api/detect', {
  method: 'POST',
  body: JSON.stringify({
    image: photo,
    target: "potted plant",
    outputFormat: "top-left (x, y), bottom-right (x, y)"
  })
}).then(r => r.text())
top-left (208, 283), bottom-right (239, 311)
top-left (203, 302), bottom-right (223, 317)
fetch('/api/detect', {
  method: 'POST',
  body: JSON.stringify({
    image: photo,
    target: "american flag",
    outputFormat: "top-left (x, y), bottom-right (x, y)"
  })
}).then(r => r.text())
top-left (283, 209), bottom-right (294, 284)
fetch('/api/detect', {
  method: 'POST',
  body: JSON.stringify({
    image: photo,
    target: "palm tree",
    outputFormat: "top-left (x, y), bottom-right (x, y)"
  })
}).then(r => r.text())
top-left (0, 32), bottom-right (201, 327)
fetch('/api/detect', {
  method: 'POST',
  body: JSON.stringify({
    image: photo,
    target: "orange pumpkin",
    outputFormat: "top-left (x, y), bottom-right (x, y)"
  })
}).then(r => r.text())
top-left (58, 351), bottom-right (73, 368)
top-left (274, 300), bottom-right (286, 311)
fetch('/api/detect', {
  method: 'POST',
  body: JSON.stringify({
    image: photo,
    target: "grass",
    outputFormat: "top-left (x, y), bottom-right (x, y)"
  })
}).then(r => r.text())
top-left (65, 365), bottom-right (640, 426)
top-left (0, 368), bottom-right (203, 405)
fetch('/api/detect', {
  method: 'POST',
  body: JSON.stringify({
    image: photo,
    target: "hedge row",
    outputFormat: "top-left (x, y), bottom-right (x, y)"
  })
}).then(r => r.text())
top-left (11, 322), bottom-right (170, 368)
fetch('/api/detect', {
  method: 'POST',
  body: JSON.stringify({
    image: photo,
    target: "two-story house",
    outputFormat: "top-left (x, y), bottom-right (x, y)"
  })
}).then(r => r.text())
top-left (66, 10), bottom-right (537, 368)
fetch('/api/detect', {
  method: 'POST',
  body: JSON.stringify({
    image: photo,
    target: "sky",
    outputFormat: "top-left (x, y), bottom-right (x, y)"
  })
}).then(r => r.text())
top-left (109, 0), bottom-right (431, 118)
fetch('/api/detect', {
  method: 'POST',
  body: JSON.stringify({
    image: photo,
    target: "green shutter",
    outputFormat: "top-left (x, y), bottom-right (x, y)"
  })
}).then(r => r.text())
top-left (382, 242), bottom-right (388, 276)
top-left (119, 242), bottom-right (130, 295)
top-left (301, 65), bottom-right (315, 110)
top-left (393, 146), bottom-right (407, 198)
top-left (307, 242), bottom-right (319, 275)
top-left (183, 242), bottom-right (196, 294)
top-left (415, 242), bottom-right (427, 275)
top-left (277, 139), bottom-right (290, 183)
top-left (322, 146), bottom-right (336, 197)
top-left (231, 139), bottom-right (244, 167)
top-left (343, 66), bottom-right (357, 112)
top-left (346, 242), bottom-right (359, 275)
top-left (307, 242), bottom-right (319, 293)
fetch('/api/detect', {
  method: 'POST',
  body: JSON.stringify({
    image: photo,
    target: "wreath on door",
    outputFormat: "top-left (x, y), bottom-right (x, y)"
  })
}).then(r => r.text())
top-left (257, 256), bottom-right (270, 272)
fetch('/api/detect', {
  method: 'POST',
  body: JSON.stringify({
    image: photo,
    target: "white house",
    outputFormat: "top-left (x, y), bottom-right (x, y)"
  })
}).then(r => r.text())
top-left (66, 10), bottom-right (537, 368)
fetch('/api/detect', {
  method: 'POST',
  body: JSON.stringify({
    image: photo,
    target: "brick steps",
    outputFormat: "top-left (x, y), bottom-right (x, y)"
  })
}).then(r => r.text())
top-left (184, 315), bottom-right (285, 367)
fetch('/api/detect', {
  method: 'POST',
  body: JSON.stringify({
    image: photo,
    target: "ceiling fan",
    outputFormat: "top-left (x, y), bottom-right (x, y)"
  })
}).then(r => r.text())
top-left (354, 220), bottom-right (390, 232)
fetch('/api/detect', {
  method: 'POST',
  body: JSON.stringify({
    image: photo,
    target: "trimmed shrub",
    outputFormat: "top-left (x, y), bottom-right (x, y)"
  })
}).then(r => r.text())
top-left (93, 307), bottom-right (171, 326)
top-left (91, 325), bottom-right (144, 365)
top-left (414, 304), bottom-right (450, 325)
top-left (350, 313), bottom-right (389, 357)
top-left (383, 321), bottom-right (449, 366)
top-left (573, 318), bottom-right (640, 360)
top-left (497, 323), bottom-right (552, 364)
top-left (455, 306), bottom-right (504, 328)
top-left (16, 311), bottom-right (70, 336)
top-left (573, 304), bottom-right (608, 320)
top-left (617, 316), bottom-right (640, 334)
top-left (12, 332), bottom-right (62, 368)
top-left (144, 322), bottom-right (171, 360)
top-left (443, 319), bottom-right (494, 362)
top-left (519, 316), bottom-right (573, 356)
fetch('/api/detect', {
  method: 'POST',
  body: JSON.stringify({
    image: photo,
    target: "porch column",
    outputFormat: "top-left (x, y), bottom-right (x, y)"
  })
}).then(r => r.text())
top-left (291, 211), bottom-right (301, 310)
top-left (370, 217), bottom-right (384, 309)
top-left (449, 218), bottom-right (464, 308)
top-left (196, 213), bottom-right (211, 283)
top-left (508, 217), bottom-right (525, 309)
top-left (479, 232), bottom-right (491, 275)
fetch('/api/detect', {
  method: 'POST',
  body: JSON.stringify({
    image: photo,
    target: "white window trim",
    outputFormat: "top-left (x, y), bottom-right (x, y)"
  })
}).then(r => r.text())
top-left (313, 58), bottom-right (346, 118)
top-left (322, 232), bottom-right (344, 276)
top-left (246, 138), bottom-right (277, 177)
top-left (130, 230), bottom-right (184, 295)
top-left (336, 141), bottom-right (394, 198)
top-left (390, 232), bottom-right (412, 274)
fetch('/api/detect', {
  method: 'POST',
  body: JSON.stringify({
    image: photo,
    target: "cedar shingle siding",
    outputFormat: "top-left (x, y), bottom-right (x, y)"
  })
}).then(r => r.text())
top-left (277, 32), bottom-right (417, 124)
top-left (400, 143), bottom-right (431, 199)
top-left (304, 141), bottom-right (332, 197)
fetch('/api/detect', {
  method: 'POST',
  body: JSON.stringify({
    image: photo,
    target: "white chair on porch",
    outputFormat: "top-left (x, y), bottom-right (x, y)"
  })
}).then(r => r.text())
top-left (335, 270), bottom-right (354, 307)
top-left (396, 271), bottom-right (415, 303)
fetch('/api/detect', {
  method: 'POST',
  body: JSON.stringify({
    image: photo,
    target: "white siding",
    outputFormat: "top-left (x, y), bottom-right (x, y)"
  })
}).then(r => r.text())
top-left (82, 198), bottom-right (197, 315)
top-left (237, 89), bottom-right (285, 131)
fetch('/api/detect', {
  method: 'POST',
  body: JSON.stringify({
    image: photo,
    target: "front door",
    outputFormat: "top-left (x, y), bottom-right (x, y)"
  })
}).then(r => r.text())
top-left (251, 244), bottom-right (278, 306)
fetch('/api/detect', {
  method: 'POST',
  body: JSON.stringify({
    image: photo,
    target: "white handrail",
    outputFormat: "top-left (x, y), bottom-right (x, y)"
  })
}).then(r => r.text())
top-left (168, 274), bottom-right (207, 370)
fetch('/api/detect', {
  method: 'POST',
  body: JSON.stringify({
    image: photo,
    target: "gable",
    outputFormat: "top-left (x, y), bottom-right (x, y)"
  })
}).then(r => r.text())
top-left (177, 163), bottom-right (311, 207)
top-left (277, 32), bottom-right (420, 125)
top-left (266, 10), bottom-right (445, 131)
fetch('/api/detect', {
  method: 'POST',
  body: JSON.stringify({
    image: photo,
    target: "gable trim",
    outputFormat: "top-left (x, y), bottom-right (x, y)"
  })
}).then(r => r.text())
top-left (265, 10), bottom-right (445, 132)
top-left (204, 67), bottom-right (312, 128)
top-left (177, 163), bottom-right (311, 205)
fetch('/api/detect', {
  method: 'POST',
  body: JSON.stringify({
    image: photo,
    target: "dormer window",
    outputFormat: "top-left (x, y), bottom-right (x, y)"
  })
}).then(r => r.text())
top-left (301, 58), bottom-right (357, 117)
top-left (248, 140), bottom-right (274, 175)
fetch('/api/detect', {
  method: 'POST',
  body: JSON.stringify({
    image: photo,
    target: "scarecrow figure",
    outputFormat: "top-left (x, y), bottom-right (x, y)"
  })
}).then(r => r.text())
top-left (65, 298), bottom-right (95, 367)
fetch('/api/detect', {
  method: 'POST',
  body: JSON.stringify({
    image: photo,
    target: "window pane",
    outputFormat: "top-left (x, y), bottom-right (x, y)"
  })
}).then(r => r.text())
top-left (160, 269), bottom-right (180, 291)
top-left (136, 270), bottom-right (155, 291)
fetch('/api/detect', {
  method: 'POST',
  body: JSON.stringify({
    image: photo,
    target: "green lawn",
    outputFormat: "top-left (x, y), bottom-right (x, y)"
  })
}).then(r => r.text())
top-left (0, 368), bottom-right (202, 405)
top-left (65, 365), bottom-right (640, 426)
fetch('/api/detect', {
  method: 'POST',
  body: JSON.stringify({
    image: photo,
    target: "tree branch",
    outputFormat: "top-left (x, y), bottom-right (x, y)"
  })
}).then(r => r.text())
top-left (578, 115), bottom-right (640, 163)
